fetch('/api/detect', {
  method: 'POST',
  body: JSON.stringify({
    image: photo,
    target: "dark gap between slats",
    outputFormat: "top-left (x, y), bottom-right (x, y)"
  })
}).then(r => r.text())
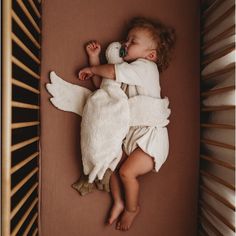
top-left (12, 63), bottom-right (39, 90)
top-left (12, 107), bottom-right (39, 123)
top-left (12, 142), bottom-right (38, 168)
top-left (11, 158), bottom-right (38, 189)
top-left (12, 84), bottom-right (39, 106)
top-left (12, 126), bottom-right (38, 146)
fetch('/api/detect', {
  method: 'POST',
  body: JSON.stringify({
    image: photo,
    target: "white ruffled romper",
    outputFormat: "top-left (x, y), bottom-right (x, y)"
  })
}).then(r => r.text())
top-left (115, 58), bottom-right (170, 172)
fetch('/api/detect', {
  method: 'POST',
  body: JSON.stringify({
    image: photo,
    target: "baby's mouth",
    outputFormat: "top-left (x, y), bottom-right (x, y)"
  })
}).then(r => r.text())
top-left (119, 45), bottom-right (127, 58)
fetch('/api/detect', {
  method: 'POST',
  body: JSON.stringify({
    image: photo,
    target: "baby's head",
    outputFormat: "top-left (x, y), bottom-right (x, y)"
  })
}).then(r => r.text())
top-left (122, 17), bottom-right (176, 72)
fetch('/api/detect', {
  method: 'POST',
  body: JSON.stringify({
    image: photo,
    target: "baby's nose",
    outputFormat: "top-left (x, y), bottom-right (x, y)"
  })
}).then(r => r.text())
top-left (124, 41), bottom-right (129, 47)
top-left (121, 40), bottom-right (129, 47)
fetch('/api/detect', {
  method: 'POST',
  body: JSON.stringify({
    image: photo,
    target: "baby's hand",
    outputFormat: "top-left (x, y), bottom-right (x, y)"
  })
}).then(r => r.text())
top-left (86, 41), bottom-right (101, 58)
top-left (78, 67), bottom-right (94, 80)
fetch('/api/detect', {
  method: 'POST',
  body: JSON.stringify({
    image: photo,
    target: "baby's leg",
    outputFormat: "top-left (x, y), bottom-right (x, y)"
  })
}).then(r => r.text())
top-left (108, 151), bottom-right (127, 225)
top-left (117, 148), bottom-right (154, 231)
top-left (108, 172), bottom-right (124, 224)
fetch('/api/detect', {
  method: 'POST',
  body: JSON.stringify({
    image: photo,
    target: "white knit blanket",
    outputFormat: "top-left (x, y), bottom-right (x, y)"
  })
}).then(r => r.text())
top-left (47, 72), bottom-right (170, 183)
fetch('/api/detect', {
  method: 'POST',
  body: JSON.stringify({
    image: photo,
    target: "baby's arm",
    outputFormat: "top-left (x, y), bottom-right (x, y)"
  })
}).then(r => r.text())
top-left (78, 64), bottom-right (115, 81)
top-left (85, 41), bottom-right (102, 88)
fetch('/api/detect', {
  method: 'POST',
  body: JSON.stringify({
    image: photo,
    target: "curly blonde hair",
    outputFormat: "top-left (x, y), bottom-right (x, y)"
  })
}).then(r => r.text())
top-left (127, 17), bottom-right (176, 73)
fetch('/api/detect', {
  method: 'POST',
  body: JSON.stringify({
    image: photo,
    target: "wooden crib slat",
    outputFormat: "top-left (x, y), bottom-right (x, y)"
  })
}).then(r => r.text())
top-left (11, 152), bottom-right (39, 174)
top-left (10, 183), bottom-right (38, 219)
top-left (200, 123), bottom-right (235, 129)
top-left (12, 79), bottom-right (40, 94)
top-left (12, 56), bottom-right (40, 79)
top-left (199, 212), bottom-right (224, 236)
top-left (200, 184), bottom-right (235, 211)
top-left (202, 44), bottom-right (235, 67)
top-left (202, 25), bottom-right (235, 51)
top-left (11, 137), bottom-right (39, 152)
top-left (201, 85), bottom-right (235, 97)
top-left (201, 105), bottom-right (235, 112)
top-left (202, 6), bottom-right (235, 35)
top-left (200, 170), bottom-right (235, 190)
top-left (32, 227), bottom-right (39, 236)
top-left (12, 10), bottom-right (40, 49)
top-left (11, 198), bottom-right (38, 236)
top-left (200, 154), bottom-right (235, 170)
top-left (201, 64), bottom-right (235, 81)
top-left (12, 101), bottom-right (40, 110)
top-left (23, 212), bottom-right (38, 236)
top-left (29, 0), bottom-right (40, 18)
top-left (201, 138), bottom-right (235, 150)
top-left (12, 121), bottom-right (40, 129)
top-left (11, 167), bottom-right (38, 196)
top-left (199, 199), bottom-right (235, 232)
top-left (12, 33), bottom-right (40, 64)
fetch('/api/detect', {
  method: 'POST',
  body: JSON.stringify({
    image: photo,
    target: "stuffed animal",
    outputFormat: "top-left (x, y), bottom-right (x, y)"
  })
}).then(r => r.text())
top-left (46, 42), bottom-right (171, 196)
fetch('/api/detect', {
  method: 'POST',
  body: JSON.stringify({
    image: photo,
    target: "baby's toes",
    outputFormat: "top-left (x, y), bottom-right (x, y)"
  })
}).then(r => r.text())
top-left (116, 222), bottom-right (121, 230)
top-left (123, 224), bottom-right (129, 231)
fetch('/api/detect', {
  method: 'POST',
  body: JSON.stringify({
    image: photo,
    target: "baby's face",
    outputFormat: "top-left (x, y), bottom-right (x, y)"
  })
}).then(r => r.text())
top-left (122, 27), bottom-right (157, 62)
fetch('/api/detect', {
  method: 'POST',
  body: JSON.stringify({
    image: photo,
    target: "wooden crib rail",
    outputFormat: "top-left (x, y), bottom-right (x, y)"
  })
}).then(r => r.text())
top-left (199, 1), bottom-right (235, 234)
top-left (2, 1), bottom-right (13, 235)
top-left (2, 0), bottom-right (41, 235)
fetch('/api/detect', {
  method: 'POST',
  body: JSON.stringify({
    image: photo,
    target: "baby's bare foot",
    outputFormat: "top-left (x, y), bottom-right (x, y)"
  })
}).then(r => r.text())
top-left (108, 201), bottom-right (124, 225)
top-left (116, 206), bottom-right (140, 231)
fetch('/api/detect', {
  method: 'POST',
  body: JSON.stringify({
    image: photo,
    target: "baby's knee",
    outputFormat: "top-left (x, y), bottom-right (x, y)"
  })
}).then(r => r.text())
top-left (119, 166), bottom-right (134, 180)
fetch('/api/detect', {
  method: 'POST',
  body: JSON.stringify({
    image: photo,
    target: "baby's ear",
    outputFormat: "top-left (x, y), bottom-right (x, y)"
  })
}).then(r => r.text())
top-left (147, 50), bottom-right (157, 61)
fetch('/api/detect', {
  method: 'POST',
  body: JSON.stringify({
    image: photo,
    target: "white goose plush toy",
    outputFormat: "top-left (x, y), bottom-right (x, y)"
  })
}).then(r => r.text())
top-left (46, 42), bottom-right (171, 187)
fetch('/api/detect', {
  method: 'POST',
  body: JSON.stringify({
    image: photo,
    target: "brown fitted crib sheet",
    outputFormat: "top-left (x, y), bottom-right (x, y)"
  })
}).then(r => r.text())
top-left (40, 0), bottom-right (200, 235)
